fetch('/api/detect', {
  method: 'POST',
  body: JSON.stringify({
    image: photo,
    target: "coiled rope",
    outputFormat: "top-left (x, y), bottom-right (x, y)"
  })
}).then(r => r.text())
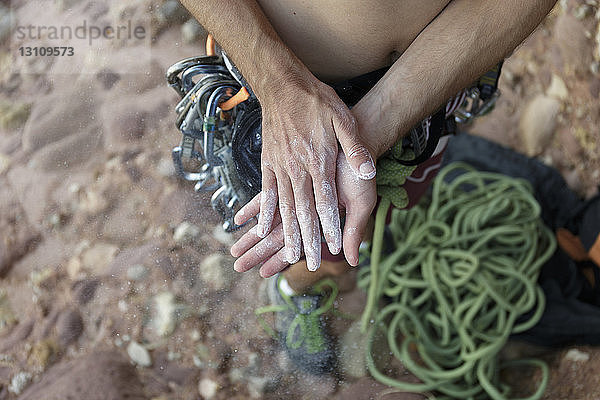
top-left (358, 162), bottom-right (556, 400)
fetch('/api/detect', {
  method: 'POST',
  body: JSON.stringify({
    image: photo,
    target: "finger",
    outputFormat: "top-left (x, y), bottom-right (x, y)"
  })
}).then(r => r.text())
top-left (234, 223), bottom-right (285, 273)
top-left (313, 173), bottom-right (342, 256)
top-left (291, 174), bottom-right (322, 272)
top-left (259, 247), bottom-right (291, 278)
top-left (231, 212), bottom-right (282, 258)
top-left (342, 201), bottom-right (375, 267)
top-left (234, 192), bottom-right (261, 225)
top-left (333, 114), bottom-right (376, 180)
top-left (276, 172), bottom-right (302, 264)
top-left (257, 169), bottom-right (277, 238)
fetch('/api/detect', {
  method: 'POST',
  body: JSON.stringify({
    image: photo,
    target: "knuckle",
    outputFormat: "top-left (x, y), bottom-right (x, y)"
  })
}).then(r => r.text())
top-left (346, 143), bottom-right (370, 160)
top-left (278, 198), bottom-right (295, 214)
top-left (285, 159), bottom-right (302, 177)
top-left (337, 112), bottom-right (357, 135)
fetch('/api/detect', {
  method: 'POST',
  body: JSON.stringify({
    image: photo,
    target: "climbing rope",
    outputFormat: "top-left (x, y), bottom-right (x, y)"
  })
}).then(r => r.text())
top-left (358, 162), bottom-right (556, 400)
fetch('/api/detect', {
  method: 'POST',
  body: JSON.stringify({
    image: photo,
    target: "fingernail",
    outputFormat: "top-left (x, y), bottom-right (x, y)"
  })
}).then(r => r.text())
top-left (286, 248), bottom-right (296, 264)
top-left (327, 240), bottom-right (341, 256)
top-left (306, 257), bottom-right (320, 272)
top-left (257, 224), bottom-right (266, 238)
top-left (359, 161), bottom-right (376, 179)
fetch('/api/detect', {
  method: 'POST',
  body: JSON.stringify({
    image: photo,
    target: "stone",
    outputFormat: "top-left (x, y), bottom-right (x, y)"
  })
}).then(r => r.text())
top-left (28, 124), bottom-right (103, 171)
top-left (181, 19), bottom-right (206, 44)
top-left (198, 378), bottom-right (219, 399)
top-left (29, 339), bottom-right (59, 370)
top-left (338, 320), bottom-right (368, 378)
top-left (574, 4), bottom-right (593, 19)
top-left (8, 371), bottom-right (32, 395)
top-left (56, 308), bottom-right (84, 346)
top-left (102, 106), bottom-right (147, 150)
top-left (147, 292), bottom-right (188, 338)
top-left (96, 69), bottom-right (121, 90)
top-left (564, 169), bottom-right (584, 194)
top-left (212, 225), bottom-right (235, 246)
top-left (22, 85), bottom-right (98, 153)
top-left (55, 0), bottom-right (80, 11)
top-left (127, 341), bottom-right (152, 367)
top-left (173, 221), bottom-right (201, 245)
top-left (546, 74), bottom-right (569, 100)
top-left (0, 289), bottom-right (16, 333)
top-left (248, 376), bottom-right (272, 399)
top-left (0, 153), bottom-right (9, 174)
top-left (156, 157), bottom-right (176, 177)
top-left (0, 6), bottom-right (13, 43)
top-left (564, 348), bottom-right (590, 363)
top-left (0, 101), bottom-right (31, 131)
top-left (19, 350), bottom-right (145, 399)
top-left (199, 253), bottom-right (236, 291)
top-left (554, 14), bottom-right (593, 75)
top-left (0, 186), bottom-right (39, 277)
top-left (68, 243), bottom-right (119, 278)
top-left (71, 278), bottom-right (100, 305)
top-left (519, 95), bottom-right (561, 156)
top-left (156, 0), bottom-right (191, 27)
top-left (126, 264), bottom-right (149, 281)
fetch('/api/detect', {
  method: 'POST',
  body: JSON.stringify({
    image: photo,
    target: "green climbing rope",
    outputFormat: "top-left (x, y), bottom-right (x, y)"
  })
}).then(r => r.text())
top-left (359, 162), bottom-right (556, 400)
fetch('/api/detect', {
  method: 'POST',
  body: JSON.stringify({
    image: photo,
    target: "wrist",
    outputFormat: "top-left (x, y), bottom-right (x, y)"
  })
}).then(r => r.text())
top-left (352, 93), bottom-right (404, 160)
top-left (245, 44), bottom-right (318, 107)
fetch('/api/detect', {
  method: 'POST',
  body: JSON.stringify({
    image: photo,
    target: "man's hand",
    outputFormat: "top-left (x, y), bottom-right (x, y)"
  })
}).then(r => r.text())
top-left (256, 75), bottom-right (375, 272)
top-left (231, 150), bottom-right (376, 277)
top-left (179, 0), bottom-right (376, 272)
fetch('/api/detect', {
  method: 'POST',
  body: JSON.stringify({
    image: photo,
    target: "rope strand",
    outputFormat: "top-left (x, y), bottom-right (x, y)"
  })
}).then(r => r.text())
top-left (359, 162), bottom-right (556, 400)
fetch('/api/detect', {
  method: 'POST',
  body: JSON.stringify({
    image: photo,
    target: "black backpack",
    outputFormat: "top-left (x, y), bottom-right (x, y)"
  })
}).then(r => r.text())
top-left (443, 133), bottom-right (600, 346)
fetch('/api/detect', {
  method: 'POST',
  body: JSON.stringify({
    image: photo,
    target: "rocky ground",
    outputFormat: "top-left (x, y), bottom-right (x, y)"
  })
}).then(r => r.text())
top-left (0, 0), bottom-right (598, 399)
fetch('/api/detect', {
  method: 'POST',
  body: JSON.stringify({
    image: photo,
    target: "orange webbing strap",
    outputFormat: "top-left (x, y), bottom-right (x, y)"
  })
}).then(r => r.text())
top-left (220, 87), bottom-right (250, 111)
top-left (556, 227), bottom-right (600, 286)
top-left (206, 34), bottom-right (216, 56)
top-left (556, 228), bottom-right (589, 262)
top-left (590, 234), bottom-right (600, 268)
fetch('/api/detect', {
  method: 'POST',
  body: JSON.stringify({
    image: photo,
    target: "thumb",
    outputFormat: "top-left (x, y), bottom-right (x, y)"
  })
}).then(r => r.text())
top-left (342, 203), bottom-right (374, 266)
top-left (333, 115), bottom-right (376, 180)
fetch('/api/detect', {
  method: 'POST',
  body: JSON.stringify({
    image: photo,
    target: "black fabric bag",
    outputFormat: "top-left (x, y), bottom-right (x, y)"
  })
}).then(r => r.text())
top-left (443, 133), bottom-right (600, 346)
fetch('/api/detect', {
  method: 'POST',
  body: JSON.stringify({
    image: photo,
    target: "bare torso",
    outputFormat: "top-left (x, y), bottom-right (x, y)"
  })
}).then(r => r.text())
top-left (256, 0), bottom-right (451, 81)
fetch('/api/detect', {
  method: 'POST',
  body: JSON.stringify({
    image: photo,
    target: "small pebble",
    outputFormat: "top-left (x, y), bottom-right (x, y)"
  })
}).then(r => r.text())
top-left (199, 253), bottom-right (236, 291)
top-left (156, 158), bottom-right (175, 177)
top-left (126, 264), bottom-right (149, 281)
top-left (198, 378), bottom-right (219, 399)
top-left (173, 222), bottom-right (201, 245)
top-left (8, 372), bottom-right (32, 395)
top-left (546, 74), bottom-right (569, 101)
top-left (181, 18), bottom-right (205, 44)
top-left (564, 348), bottom-right (590, 363)
top-left (127, 341), bottom-right (152, 367)
top-left (190, 329), bottom-right (201, 341)
top-left (212, 225), bottom-right (235, 246)
top-left (0, 154), bottom-right (10, 175)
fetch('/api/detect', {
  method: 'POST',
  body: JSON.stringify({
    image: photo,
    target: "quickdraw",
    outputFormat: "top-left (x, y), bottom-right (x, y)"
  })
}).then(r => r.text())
top-left (166, 42), bottom-right (261, 232)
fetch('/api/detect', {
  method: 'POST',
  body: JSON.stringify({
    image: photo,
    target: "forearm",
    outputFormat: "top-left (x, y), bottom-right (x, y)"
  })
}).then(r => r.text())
top-left (179, 0), bottom-right (316, 103)
top-left (355, 0), bottom-right (557, 157)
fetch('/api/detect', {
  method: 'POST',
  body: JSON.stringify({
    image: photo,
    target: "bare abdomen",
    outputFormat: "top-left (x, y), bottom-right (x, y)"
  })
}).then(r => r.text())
top-left (257, 0), bottom-right (451, 81)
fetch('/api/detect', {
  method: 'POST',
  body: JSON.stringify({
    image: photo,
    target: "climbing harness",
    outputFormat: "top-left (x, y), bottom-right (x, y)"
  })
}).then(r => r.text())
top-left (358, 163), bottom-right (556, 400)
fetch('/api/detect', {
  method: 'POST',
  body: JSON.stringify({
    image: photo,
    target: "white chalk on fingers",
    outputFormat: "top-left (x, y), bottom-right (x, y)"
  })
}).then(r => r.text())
top-left (257, 188), bottom-right (276, 238)
top-left (357, 161), bottom-right (376, 180)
